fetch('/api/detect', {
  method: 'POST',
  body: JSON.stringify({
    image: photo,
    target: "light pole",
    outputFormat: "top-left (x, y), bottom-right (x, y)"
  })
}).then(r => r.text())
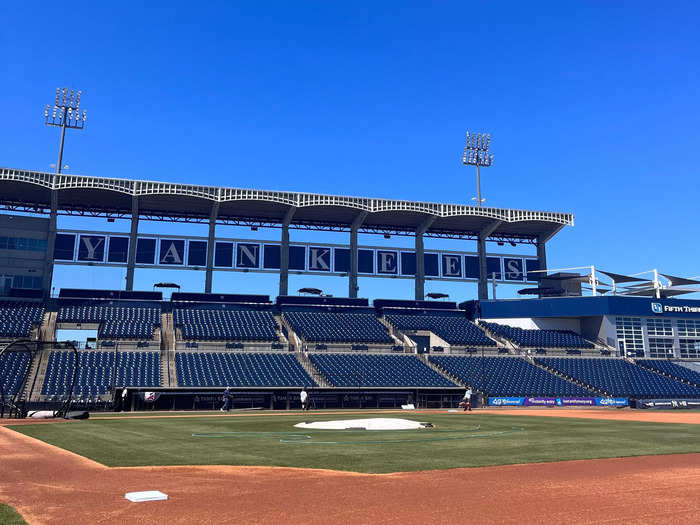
top-left (45, 88), bottom-right (87, 174)
top-left (462, 132), bottom-right (493, 207)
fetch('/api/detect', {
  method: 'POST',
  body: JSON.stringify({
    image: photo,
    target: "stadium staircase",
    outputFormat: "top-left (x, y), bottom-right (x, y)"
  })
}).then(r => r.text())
top-left (418, 354), bottom-right (469, 389)
top-left (296, 352), bottom-right (332, 387)
top-left (160, 311), bottom-right (176, 387)
top-left (475, 322), bottom-right (517, 354)
top-left (279, 315), bottom-right (302, 350)
top-left (273, 315), bottom-right (289, 345)
top-left (378, 317), bottom-right (416, 350)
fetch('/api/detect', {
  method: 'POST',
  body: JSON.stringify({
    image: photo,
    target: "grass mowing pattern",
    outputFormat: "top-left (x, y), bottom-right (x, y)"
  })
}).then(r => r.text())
top-left (9, 413), bottom-right (700, 473)
top-left (0, 503), bottom-right (27, 525)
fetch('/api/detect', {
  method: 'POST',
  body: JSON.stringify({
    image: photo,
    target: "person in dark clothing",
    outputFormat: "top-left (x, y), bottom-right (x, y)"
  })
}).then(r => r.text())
top-left (221, 387), bottom-right (231, 412)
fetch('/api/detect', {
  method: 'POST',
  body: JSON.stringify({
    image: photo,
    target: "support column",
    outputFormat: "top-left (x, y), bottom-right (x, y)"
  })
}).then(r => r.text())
top-left (43, 189), bottom-right (58, 296)
top-left (349, 211), bottom-right (367, 298)
top-left (125, 196), bottom-right (139, 291)
top-left (414, 217), bottom-right (436, 301)
top-left (477, 220), bottom-right (503, 300)
top-left (535, 224), bottom-right (564, 284)
top-left (279, 207), bottom-right (296, 297)
top-left (536, 239), bottom-right (547, 278)
top-left (204, 202), bottom-right (219, 293)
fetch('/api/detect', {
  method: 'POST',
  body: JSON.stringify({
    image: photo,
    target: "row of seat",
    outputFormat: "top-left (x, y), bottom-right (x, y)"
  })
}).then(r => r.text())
top-left (0, 301), bottom-right (44, 338)
top-left (310, 353), bottom-right (456, 387)
top-left (284, 310), bottom-right (393, 344)
top-left (430, 355), bottom-right (594, 397)
top-left (41, 351), bottom-right (161, 396)
top-left (175, 352), bottom-right (314, 387)
top-left (481, 322), bottom-right (594, 349)
top-left (636, 359), bottom-right (700, 387)
top-left (536, 358), bottom-right (700, 398)
top-left (384, 309), bottom-right (495, 346)
top-left (174, 306), bottom-right (278, 341)
top-left (0, 352), bottom-right (31, 396)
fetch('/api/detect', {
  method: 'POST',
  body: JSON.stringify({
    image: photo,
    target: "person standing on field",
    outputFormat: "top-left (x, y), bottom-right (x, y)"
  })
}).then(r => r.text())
top-left (221, 387), bottom-right (231, 412)
top-left (460, 388), bottom-right (472, 411)
top-left (300, 387), bottom-right (309, 411)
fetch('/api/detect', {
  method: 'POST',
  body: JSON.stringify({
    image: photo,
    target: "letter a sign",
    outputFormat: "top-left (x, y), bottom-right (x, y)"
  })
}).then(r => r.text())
top-left (159, 240), bottom-right (185, 265)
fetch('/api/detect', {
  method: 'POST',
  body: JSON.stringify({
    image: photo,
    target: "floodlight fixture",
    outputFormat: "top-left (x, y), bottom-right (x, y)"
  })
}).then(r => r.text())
top-left (462, 131), bottom-right (494, 207)
top-left (44, 87), bottom-right (87, 174)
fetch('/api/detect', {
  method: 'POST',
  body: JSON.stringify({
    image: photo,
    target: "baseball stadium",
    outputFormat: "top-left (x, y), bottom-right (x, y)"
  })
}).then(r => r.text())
top-left (3, 4), bottom-right (700, 524)
top-left (0, 164), bottom-right (699, 524)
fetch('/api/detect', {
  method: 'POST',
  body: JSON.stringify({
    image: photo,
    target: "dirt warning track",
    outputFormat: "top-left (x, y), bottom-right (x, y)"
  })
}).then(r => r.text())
top-left (1, 423), bottom-right (699, 525)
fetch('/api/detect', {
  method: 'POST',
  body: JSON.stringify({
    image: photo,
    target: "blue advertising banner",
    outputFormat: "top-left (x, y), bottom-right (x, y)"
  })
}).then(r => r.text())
top-left (55, 230), bottom-right (538, 283)
top-left (595, 398), bottom-right (629, 407)
top-left (488, 397), bottom-right (525, 406)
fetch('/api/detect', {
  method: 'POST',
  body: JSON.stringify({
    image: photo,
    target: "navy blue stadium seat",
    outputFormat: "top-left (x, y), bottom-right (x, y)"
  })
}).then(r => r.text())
top-left (0, 301), bottom-right (44, 338)
top-left (536, 358), bottom-right (700, 398)
top-left (636, 360), bottom-right (700, 387)
top-left (174, 303), bottom-right (278, 342)
top-left (58, 300), bottom-right (160, 340)
top-left (175, 352), bottom-right (315, 387)
top-left (0, 351), bottom-right (31, 396)
top-left (309, 353), bottom-right (456, 387)
top-left (284, 307), bottom-right (393, 344)
top-left (429, 355), bottom-right (594, 397)
top-left (41, 351), bottom-right (161, 396)
top-left (385, 309), bottom-right (496, 347)
top-left (481, 322), bottom-right (594, 349)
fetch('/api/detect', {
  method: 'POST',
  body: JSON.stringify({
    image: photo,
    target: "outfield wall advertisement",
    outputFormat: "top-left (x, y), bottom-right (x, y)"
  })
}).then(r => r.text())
top-left (489, 397), bottom-right (629, 407)
top-left (52, 229), bottom-right (539, 283)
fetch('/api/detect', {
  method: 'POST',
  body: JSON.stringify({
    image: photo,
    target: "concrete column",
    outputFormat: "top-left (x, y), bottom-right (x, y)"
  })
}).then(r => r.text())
top-left (536, 238), bottom-right (547, 278)
top-left (414, 217), bottom-right (436, 301)
top-left (125, 196), bottom-right (139, 291)
top-left (477, 220), bottom-right (503, 300)
top-left (43, 190), bottom-right (58, 296)
top-left (279, 207), bottom-right (296, 297)
top-left (349, 211), bottom-right (368, 298)
top-left (204, 202), bottom-right (219, 293)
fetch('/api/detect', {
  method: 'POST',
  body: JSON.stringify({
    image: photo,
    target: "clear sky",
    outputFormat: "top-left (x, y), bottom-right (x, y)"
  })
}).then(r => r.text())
top-left (2, 1), bottom-right (699, 301)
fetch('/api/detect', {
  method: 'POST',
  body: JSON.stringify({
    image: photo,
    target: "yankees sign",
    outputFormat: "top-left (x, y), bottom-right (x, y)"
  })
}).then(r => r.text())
top-left (54, 230), bottom-right (540, 283)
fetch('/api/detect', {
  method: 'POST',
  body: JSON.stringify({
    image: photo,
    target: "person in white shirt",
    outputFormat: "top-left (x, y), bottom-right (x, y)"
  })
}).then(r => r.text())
top-left (460, 388), bottom-right (472, 412)
top-left (300, 387), bottom-right (309, 411)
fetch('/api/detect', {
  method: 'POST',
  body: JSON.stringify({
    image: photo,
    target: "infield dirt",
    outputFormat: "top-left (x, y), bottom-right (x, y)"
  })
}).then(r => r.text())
top-left (1, 409), bottom-right (699, 524)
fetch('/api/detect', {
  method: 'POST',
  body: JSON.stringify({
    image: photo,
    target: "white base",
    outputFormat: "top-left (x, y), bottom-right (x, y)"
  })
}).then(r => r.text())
top-left (295, 418), bottom-right (428, 431)
top-left (125, 491), bottom-right (168, 502)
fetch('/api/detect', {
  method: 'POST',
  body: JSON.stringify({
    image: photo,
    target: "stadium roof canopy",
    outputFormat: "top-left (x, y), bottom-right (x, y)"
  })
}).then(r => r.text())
top-left (0, 168), bottom-right (574, 243)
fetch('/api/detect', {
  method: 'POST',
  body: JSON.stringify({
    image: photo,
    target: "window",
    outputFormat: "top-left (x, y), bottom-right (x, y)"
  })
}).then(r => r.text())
top-left (0, 236), bottom-right (47, 252)
top-left (678, 319), bottom-right (700, 338)
top-left (648, 337), bottom-right (674, 358)
top-left (615, 317), bottom-right (644, 356)
top-left (646, 318), bottom-right (673, 337)
top-left (679, 339), bottom-right (700, 359)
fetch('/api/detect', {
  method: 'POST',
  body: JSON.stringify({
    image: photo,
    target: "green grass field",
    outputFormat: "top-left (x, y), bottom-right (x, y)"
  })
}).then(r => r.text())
top-left (10, 412), bottom-right (700, 473)
top-left (0, 503), bottom-right (27, 525)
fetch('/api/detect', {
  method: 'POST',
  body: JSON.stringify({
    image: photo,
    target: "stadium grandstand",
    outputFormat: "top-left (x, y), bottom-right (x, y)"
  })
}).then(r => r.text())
top-left (0, 168), bottom-right (699, 413)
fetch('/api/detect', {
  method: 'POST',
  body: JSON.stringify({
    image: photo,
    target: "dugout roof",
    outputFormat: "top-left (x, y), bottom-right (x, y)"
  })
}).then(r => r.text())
top-left (0, 168), bottom-right (574, 242)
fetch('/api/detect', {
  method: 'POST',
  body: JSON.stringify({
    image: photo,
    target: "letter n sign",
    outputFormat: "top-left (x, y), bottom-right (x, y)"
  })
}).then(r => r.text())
top-left (159, 239), bottom-right (185, 265)
top-left (236, 243), bottom-right (260, 268)
top-left (78, 235), bottom-right (106, 262)
top-left (308, 247), bottom-right (331, 271)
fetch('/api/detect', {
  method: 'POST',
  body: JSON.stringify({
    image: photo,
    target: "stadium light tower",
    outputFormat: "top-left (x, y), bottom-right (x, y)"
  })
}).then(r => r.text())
top-left (45, 88), bottom-right (87, 174)
top-left (462, 132), bottom-right (493, 207)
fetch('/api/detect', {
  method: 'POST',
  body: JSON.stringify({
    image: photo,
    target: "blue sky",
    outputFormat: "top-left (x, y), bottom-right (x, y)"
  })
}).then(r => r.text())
top-left (2, 1), bottom-right (699, 301)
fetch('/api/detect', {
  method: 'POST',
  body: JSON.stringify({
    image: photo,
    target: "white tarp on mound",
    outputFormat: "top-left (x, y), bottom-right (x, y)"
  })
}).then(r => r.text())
top-left (294, 418), bottom-right (427, 431)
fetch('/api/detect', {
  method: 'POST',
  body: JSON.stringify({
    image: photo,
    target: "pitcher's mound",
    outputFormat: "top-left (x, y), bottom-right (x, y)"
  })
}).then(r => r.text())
top-left (294, 418), bottom-right (431, 431)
